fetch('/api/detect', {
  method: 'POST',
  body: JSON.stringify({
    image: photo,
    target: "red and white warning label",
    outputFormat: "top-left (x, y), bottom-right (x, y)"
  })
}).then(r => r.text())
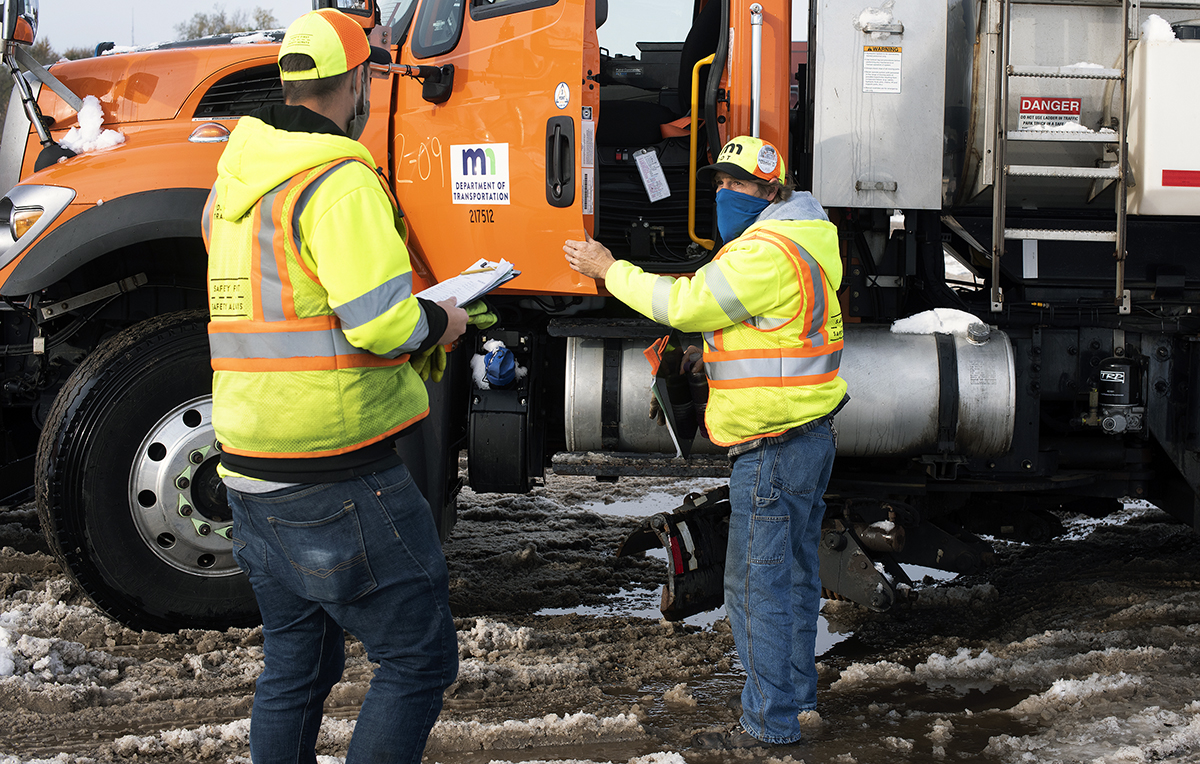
top-left (1018, 97), bottom-right (1082, 129)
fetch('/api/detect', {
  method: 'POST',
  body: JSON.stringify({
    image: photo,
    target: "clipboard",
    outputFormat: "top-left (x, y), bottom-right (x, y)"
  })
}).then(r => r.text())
top-left (644, 334), bottom-right (700, 458)
top-left (416, 258), bottom-right (519, 305)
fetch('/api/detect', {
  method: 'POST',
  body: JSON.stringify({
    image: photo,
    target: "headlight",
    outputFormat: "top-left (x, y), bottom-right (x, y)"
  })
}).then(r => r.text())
top-left (0, 184), bottom-right (76, 271)
top-left (11, 207), bottom-right (43, 239)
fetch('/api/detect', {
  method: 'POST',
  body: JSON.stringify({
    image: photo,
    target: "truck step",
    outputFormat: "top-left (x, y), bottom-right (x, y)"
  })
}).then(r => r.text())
top-left (1004, 228), bottom-right (1119, 242)
top-left (1008, 65), bottom-right (1123, 80)
top-left (1007, 131), bottom-right (1118, 143)
top-left (1006, 164), bottom-right (1120, 179)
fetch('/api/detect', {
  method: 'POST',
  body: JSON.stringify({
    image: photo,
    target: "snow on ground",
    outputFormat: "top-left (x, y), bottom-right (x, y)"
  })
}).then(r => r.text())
top-left (1, 473), bottom-right (1198, 763)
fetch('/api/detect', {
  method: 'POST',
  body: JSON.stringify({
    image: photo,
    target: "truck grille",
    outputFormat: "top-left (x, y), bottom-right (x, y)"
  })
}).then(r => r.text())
top-left (194, 65), bottom-right (283, 120)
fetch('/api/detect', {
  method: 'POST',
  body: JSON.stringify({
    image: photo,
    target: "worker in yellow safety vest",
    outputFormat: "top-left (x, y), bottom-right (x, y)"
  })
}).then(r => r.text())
top-left (564, 134), bottom-right (847, 749)
top-left (202, 10), bottom-right (465, 763)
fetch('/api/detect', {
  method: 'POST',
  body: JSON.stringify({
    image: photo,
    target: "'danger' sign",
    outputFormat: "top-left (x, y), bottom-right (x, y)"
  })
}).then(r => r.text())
top-left (1018, 97), bottom-right (1083, 129)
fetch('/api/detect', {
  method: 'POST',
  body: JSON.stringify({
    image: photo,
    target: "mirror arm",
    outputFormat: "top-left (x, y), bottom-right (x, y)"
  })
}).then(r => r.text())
top-left (12, 45), bottom-right (83, 111)
top-left (5, 48), bottom-right (50, 144)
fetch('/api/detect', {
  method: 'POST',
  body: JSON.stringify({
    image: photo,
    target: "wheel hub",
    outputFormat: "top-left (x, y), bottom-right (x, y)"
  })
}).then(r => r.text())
top-left (129, 396), bottom-right (240, 577)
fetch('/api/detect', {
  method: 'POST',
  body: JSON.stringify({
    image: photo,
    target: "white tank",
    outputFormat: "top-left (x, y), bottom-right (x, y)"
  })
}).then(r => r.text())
top-left (1127, 33), bottom-right (1200, 215)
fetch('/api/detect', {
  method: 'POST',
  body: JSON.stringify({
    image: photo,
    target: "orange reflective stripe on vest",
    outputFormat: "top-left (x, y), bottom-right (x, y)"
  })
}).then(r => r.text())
top-left (703, 229), bottom-right (842, 390)
top-left (210, 158), bottom-right (408, 373)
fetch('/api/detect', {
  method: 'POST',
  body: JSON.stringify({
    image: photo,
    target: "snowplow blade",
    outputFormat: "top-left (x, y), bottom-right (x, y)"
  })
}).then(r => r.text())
top-left (617, 487), bottom-right (917, 618)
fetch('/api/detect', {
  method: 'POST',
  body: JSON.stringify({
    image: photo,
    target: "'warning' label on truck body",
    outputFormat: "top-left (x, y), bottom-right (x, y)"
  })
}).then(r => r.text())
top-left (1018, 97), bottom-right (1082, 129)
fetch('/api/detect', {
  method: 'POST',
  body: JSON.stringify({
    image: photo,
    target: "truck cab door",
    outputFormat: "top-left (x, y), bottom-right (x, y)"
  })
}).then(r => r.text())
top-left (393, 0), bottom-right (599, 295)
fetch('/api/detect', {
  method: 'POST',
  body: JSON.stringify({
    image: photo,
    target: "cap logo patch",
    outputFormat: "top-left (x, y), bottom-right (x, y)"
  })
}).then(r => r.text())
top-left (757, 146), bottom-right (778, 175)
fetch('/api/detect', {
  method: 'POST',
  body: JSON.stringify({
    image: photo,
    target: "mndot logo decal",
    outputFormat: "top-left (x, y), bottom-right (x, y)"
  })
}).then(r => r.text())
top-left (451, 143), bottom-right (510, 205)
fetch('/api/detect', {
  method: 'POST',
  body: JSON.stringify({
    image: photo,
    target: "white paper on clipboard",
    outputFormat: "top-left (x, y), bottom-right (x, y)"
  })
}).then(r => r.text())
top-left (415, 258), bottom-right (518, 305)
top-left (634, 148), bottom-right (671, 202)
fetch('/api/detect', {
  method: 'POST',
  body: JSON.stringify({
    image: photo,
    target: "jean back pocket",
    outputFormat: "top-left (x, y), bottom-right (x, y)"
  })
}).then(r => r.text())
top-left (268, 500), bottom-right (377, 603)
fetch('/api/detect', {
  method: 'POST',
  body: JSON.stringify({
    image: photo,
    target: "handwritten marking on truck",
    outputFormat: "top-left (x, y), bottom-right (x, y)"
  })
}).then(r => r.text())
top-left (1018, 97), bottom-right (1082, 129)
top-left (862, 46), bottom-right (901, 94)
top-left (396, 134), bottom-right (446, 187)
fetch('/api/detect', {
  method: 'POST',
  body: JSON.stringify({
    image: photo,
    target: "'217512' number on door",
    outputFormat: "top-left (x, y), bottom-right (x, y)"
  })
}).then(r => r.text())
top-left (469, 209), bottom-right (494, 223)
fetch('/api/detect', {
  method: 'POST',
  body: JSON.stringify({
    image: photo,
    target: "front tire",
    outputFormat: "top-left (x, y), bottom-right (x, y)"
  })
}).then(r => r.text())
top-left (36, 311), bottom-right (259, 632)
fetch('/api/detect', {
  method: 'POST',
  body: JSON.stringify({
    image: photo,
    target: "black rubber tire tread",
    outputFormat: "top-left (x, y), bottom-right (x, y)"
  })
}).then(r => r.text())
top-left (35, 310), bottom-right (259, 632)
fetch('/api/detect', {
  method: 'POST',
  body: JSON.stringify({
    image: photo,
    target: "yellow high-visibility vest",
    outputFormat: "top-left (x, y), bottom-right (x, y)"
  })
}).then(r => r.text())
top-left (699, 227), bottom-right (845, 446)
top-left (203, 118), bottom-right (430, 459)
top-left (603, 215), bottom-right (847, 447)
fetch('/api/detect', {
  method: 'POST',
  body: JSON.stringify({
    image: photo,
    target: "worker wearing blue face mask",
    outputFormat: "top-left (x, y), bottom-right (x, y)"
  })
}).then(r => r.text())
top-left (564, 134), bottom-right (847, 750)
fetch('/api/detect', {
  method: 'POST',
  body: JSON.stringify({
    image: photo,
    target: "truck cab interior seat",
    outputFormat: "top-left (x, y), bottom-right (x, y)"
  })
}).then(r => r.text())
top-left (596, 0), bottom-right (720, 146)
top-left (593, 0), bottom-right (720, 264)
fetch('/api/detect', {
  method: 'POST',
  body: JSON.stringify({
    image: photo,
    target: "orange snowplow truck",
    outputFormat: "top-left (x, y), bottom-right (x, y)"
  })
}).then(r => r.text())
top-left (5, 0), bottom-right (1200, 631)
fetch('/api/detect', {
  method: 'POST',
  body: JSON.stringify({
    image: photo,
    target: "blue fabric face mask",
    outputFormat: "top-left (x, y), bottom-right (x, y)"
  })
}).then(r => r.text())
top-left (715, 188), bottom-right (771, 242)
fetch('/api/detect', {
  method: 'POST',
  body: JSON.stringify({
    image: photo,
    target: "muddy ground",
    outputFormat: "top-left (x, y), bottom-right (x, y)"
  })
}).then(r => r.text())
top-left (1, 470), bottom-right (1199, 764)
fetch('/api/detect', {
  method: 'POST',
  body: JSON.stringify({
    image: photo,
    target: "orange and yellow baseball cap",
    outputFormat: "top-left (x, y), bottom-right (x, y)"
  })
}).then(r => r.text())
top-left (278, 9), bottom-right (391, 81)
top-left (698, 136), bottom-right (786, 185)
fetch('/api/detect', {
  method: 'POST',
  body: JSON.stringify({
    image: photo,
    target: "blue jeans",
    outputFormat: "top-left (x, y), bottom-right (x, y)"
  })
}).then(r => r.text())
top-left (227, 464), bottom-right (458, 764)
top-left (726, 423), bottom-right (835, 744)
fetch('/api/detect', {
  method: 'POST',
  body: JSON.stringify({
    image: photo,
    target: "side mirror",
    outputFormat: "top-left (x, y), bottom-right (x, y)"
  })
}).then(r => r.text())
top-left (420, 64), bottom-right (453, 104)
top-left (2, 0), bottom-right (38, 45)
top-left (311, 0), bottom-right (378, 29)
top-left (396, 63), bottom-right (455, 105)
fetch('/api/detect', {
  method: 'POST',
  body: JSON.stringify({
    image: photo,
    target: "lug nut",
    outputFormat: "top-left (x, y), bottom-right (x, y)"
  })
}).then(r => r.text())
top-left (180, 505), bottom-right (193, 516)
top-left (198, 524), bottom-right (211, 536)
top-left (176, 476), bottom-right (190, 490)
top-left (190, 451), bottom-right (204, 464)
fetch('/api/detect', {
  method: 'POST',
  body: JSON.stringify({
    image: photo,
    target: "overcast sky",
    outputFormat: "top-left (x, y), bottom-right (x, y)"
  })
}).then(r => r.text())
top-left (35, 0), bottom-right (807, 54)
top-left (37, 1), bottom-right (313, 51)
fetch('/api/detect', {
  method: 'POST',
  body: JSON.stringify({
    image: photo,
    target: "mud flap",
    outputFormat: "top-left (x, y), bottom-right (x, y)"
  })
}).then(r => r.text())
top-left (616, 486), bottom-right (731, 620)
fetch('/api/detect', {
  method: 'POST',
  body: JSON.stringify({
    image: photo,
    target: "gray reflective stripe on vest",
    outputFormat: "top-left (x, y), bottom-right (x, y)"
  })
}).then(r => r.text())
top-left (751, 315), bottom-right (790, 330)
top-left (738, 237), bottom-right (833, 344)
top-left (255, 180), bottom-right (290, 322)
top-left (209, 325), bottom-right (369, 360)
top-left (335, 272), bottom-right (416, 330)
top-left (650, 276), bottom-right (674, 324)
top-left (254, 160), bottom-right (358, 323)
top-left (705, 263), bottom-right (752, 324)
top-left (792, 241), bottom-right (829, 349)
top-left (379, 307), bottom-right (430, 358)
top-left (291, 159), bottom-right (357, 253)
top-left (705, 349), bottom-right (842, 382)
top-left (201, 188), bottom-right (216, 243)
